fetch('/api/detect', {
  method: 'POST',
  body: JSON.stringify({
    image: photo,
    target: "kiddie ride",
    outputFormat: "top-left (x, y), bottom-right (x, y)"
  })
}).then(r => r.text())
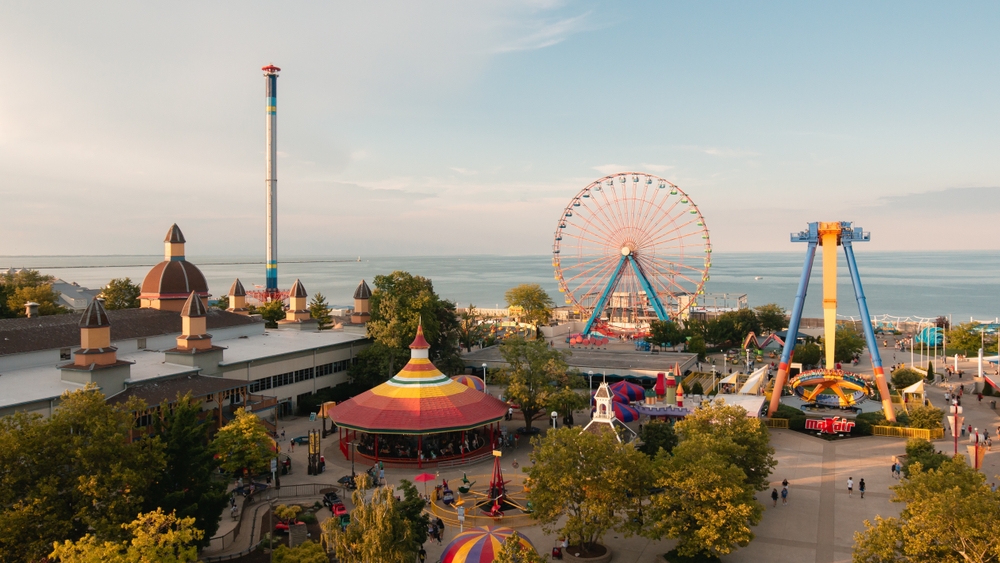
top-left (790, 369), bottom-right (870, 412)
top-left (432, 452), bottom-right (532, 527)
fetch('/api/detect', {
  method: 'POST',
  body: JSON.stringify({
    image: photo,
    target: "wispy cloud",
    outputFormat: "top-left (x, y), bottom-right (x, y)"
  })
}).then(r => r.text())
top-left (592, 164), bottom-right (626, 175)
top-left (449, 167), bottom-right (478, 175)
top-left (641, 163), bottom-right (673, 173)
top-left (493, 12), bottom-right (591, 53)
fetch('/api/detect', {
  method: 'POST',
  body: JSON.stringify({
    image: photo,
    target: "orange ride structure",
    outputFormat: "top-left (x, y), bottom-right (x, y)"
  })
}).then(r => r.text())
top-left (766, 222), bottom-right (895, 421)
top-left (327, 324), bottom-right (509, 467)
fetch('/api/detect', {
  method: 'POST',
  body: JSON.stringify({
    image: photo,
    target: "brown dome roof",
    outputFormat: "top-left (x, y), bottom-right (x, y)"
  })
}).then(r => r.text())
top-left (354, 279), bottom-right (372, 300)
top-left (140, 260), bottom-right (209, 300)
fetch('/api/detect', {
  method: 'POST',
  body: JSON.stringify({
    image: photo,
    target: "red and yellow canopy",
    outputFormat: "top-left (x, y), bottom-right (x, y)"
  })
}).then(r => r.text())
top-left (329, 326), bottom-right (508, 434)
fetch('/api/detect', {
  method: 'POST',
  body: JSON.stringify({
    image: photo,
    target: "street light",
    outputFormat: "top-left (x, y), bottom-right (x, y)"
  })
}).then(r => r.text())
top-left (551, 411), bottom-right (558, 430)
top-left (482, 363), bottom-right (488, 388)
top-left (949, 401), bottom-right (963, 456)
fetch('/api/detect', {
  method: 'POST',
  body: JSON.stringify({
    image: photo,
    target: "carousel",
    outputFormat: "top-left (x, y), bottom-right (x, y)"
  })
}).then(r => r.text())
top-left (327, 324), bottom-right (508, 468)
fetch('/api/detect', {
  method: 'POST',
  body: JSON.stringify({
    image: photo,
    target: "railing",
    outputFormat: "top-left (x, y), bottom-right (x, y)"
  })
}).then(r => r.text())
top-left (764, 418), bottom-right (789, 429)
top-left (427, 494), bottom-right (536, 529)
top-left (202, 483), bottom-right (343, 561)
top-left (872, 426), bottom-right (945, 440)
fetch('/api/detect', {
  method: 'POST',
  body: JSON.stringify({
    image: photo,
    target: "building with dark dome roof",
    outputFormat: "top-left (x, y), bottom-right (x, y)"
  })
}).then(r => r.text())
top-left (351, 279), bottom-right (371, 324)
top-left (139, 224), bottom-right (209, 311)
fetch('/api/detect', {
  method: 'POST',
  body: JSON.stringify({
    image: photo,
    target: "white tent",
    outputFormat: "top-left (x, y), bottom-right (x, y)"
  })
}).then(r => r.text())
top-left (901, 380), bottom-right (925, 408)
top-left (719, 372), bottom-right (739, 385)
top-left (738, 366), bottom-right (769, 395)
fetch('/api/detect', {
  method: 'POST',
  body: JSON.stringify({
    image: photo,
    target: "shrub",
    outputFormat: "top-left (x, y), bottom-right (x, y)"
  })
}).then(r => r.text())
top-left (907, 405), bottom-right (943, 430)
top-left (891, 368), bottom-right (922, 390)
top-left (298, 511), bottom-right (318, 525)
top-left (902, 437), bottom-right (948, 477)
top-left (664, 548), bottom-right (722, 563)
top-left (926, 361), bottom-right (935, 382)
top-left (690, 381), bottom-right (704, 395)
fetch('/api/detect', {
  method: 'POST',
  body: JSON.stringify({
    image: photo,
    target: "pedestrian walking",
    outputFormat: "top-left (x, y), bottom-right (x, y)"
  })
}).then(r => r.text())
top-left (847, 477), bottom-right (854, 497)
top-left (435, 517), bottom-right (445, 539)
top-left (290, 440), bottom-right (295, 453)
top-left (419, 546), bottom-right (427, 563)
top-left (281, 429), bottom-right (285, 440)
top-left (859, 479), bottom-right (866, 499)
top-left (771, 488), bottom-right (779, 507)
top-left (781, 486), bottom-right (788, 505)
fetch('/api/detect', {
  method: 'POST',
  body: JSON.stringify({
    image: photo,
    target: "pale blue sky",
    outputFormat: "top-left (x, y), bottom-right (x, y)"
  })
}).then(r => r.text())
top-left (1, 1), bottom-right (999, 256)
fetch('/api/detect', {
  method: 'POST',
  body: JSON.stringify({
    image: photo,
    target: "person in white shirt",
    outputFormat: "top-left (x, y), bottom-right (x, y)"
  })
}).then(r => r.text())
top-left (847, 477), bottom-right (854, 497)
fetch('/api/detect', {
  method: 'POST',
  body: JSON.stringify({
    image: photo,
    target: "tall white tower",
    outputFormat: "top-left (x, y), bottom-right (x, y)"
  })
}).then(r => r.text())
top-left (262, 64), bottom-right (280, 293)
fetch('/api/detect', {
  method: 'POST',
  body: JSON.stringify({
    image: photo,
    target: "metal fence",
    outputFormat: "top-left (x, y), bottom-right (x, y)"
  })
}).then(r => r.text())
top-left (872, 425), bottom-right (944, 440)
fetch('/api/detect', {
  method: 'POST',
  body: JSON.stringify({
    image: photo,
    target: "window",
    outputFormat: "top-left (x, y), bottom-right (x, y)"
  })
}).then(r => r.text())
top-left (137, 338), bottom-right (147, 349)
top-left (60, 348), bottom-right (71, 360)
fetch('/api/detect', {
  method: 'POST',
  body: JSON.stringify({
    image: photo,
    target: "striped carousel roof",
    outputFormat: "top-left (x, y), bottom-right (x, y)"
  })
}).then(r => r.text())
top-left (328, 324), bottom-right (508, 434)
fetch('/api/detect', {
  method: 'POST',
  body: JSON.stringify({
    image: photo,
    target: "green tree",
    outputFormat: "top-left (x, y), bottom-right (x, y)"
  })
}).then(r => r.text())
top-left (638, 419), bottom-right (678, 458)
top-left (212, 295), bottom-right (229, 310)
top-left (644, 440), bottom-right (762, 559)
top-left (256, 300), bottom-right (286, 328)
top-left (891, 368), bottom-right (923, 390)
top-left (674, 400), bottom-right (776, 492)
top-left (753, 303), bottom-right (787, 333)
top-left (853, 456), bottom-right (1000, 563)
top-left (926, 360), bottom-right (935, 382)
top-left (101, 278), bottom-right (140, 310)
top-left (648, 320), bottom-right (685, 350)
top-left (212, 408), bottom-right (273, 477)
top-left (833, 326), bottom-right (866, 363)
top-left (395, 479), bottom-right (429, 546)
top-left (147, 395), bottom-right (228, 547)
top-left (792, 342), bottom-right (823, 366)
top-left (347, 343), bottom-right (394, 390)
top-left (324, 478), bottom-right (416, 563)
top-left (494, 532), bottom-right (545, 563)
top-left (272, 541), bottom-right (329, 563)
top-left (458, 305), bottom-right (486, 352)
top-left (366, 271), bottom-right (462, 377)
top-left (504, 283), bottom-right (554, 338)
top-left (525, 427), bottom-right (647, 552)
top-left (906, 405), bottom-right (943, 430)
top-left (0, 269), bottom-right (69, 318)
top-left (0, 386), bottom-right (166, 562)
top-left (688, 333), bottom-right (707, 361)
top-left (497, 336), bottom-right (576, 431)
top-left (49, 508), bottom-right (203, 563)
top-left (309, 292), bottom-right (333, 330)
top-left (946, 322), bottom-right (997, 354)
top-left (901, 438), bottom-right (949, 477)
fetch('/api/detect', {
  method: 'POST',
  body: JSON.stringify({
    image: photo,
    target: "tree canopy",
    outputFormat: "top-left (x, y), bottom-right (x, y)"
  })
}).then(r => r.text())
top-left (673, 400), bottom-right (776, 492)
top-left (504, 284), bottom-right (554, 334)
top-left (458, 304), bottom-right (487, 352)
top-left (525, 427), bottom-right (647, 551)
top-left (0, 269), bottom-right (68, 317)
top-left (101, 278), bottom-right (140, 310)
top-left (309, 292), bottom-right (333, 330)
top-left (364, 271), bottom-right (463, 379)
top-left (638, 419), bottom-right (678, 458)
top-left (793, 342), bottom-right (822, 367)
top-left (753, 303), bottom-right (788, 333)
top-left (148, 395), bottom-right (228, 546)
top-left (323, 478), bottom-right (417, 563)
top-left (494, 532), bottom-right (545, 563)
top-left (833, 326), bottom-right (867, 363)
top-left (853, 456), bottom-right (1000, 563)
top-left (644, 440), bottom-right (762, 558)
top-left (497, 336), bottom-right (582, 431)
top-left (272, 540), bottom-right (329, 563)
top-left (49, 509), bottom-right (202, 563)
top-left (946, 322), bottom-right (998, 355)
top-left (648, 320), bottom-right (685, 349)
top-left (212, 408), bottom-right (274, 477)
top-left (0, 386), bottom-right (166, 562)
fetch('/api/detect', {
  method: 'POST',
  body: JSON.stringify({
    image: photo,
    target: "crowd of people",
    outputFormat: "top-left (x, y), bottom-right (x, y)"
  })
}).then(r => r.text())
top-left (355, 430), bottom-right (489, 461)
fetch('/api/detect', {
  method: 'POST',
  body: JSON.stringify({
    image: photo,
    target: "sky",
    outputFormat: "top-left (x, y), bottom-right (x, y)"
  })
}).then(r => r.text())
top-left (2, 1), bottom-right (1000, 256)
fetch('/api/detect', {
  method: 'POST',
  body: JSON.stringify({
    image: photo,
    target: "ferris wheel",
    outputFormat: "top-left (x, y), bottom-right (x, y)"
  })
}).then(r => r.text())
top-left (552, 172), bottom-right (712, 337)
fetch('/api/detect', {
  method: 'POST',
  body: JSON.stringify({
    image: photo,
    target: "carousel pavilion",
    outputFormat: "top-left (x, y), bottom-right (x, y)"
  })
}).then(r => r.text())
top-left (328, 324), bottom-right (508, 467)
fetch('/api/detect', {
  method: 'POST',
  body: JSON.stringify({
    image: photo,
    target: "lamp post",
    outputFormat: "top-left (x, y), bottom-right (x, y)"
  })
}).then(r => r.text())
top-left (482, 363), bottom-right (488, 388)
top-left (350, 441), bottom-right (356, 478)
top-left (588, 371), bottom-right (594, 408)
top-left (551, 411), bottom-right (558, 430)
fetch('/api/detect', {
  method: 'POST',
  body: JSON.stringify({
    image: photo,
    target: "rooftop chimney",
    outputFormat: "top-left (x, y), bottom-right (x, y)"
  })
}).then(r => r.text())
top-left (25, 302), bottom-right (39, 318)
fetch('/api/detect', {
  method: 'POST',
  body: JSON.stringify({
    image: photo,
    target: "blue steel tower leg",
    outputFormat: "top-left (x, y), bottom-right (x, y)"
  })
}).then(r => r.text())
top-left (582, 254), bottom-right (628, 335)
top-left (767, 241), bottom-right (817, 416)
top-left (628, 257), bottom-right (669, 321)
top-left (843, 241), bottom-right (896, 421)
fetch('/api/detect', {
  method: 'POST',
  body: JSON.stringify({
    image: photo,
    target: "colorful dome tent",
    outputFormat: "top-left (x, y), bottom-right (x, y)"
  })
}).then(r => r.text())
top-left (451, 374), bottom-right (486, 392)
top-left (441, 526), bottom-right (537, 563)
top-left (328, 324), bottom-right (508, 467)
top-left (609, 380), bottom-right (645, 402)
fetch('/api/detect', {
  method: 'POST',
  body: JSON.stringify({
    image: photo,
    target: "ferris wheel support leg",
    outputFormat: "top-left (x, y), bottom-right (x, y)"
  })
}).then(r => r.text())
top-left (768, 240), bottom-right (818, 417)
top-left (843, 240), bottom-right (895, 421)
top-left (582, 254), bottom-right (628, 336)
top-left (628, 256), bottom-right (669, 321)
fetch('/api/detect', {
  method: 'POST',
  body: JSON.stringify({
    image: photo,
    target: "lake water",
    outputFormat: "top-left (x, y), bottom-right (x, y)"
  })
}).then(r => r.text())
top-left (1, 252), bottom-right (997, 322)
